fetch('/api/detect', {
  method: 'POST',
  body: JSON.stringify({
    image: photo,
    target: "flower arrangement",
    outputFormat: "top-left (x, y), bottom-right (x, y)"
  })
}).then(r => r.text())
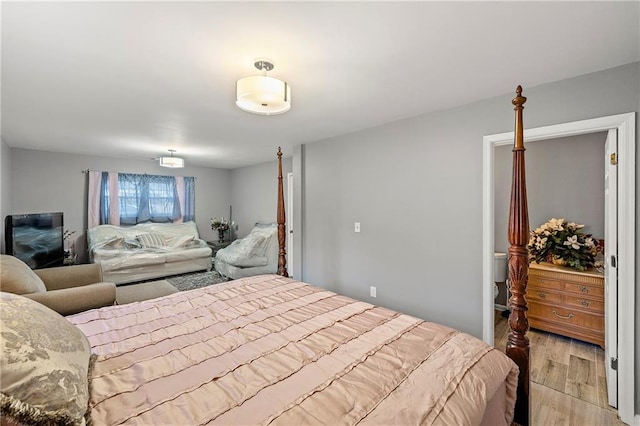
top-left (210, 217), bottom-right (230, 231)
top-left (527, 218), bottom-right (599, 271)
top-left (63, 229), bottom-right (76, 261)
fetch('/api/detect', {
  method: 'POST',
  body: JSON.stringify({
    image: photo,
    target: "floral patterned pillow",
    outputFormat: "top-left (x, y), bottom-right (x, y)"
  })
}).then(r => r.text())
top-left (0, 292), bottom-right (94, 426)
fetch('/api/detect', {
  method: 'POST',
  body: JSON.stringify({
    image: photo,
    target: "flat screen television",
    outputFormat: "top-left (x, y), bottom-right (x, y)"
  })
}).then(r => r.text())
top-left (5, 212), bottom-right (64, 269)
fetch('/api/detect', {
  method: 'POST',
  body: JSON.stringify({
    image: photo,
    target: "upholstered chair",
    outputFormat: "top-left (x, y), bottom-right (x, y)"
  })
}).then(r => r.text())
top-left (0, 254), bottom-right (116, 315)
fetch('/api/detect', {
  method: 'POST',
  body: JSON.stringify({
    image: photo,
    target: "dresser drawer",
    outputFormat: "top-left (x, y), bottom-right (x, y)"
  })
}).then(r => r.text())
top-left (564, 282), bottom-right (604, 298)
top-left (529, 303), bottom-right (604, 331)
top-left (528, 287), bottom-right (563, 305)
top-left (529, 276), bottom-right (563, 291)
top-left (564, 295), bottom-right (604, 313)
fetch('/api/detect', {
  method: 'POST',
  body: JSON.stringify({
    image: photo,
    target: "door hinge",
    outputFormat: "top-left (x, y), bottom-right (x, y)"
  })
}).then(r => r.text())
top-left (610, 153), bottom-right (618, 165)
top-left (611, 358), bottom-right (618, 371)
top-left (611, 255), bottom-right (617, 268)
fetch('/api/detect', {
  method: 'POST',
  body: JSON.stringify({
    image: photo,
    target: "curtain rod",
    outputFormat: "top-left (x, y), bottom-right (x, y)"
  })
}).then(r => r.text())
top-left (81, 169), bottom-right (196, 179)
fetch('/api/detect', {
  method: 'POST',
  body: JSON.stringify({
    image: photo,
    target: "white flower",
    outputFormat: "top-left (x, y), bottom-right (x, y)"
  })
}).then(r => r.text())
top-left (563, 235), bottom-right (581, 250)
top-left (535, 237), bottom-right (547, 250)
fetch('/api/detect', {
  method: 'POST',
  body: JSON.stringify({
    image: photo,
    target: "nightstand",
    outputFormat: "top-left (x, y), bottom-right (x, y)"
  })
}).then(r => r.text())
top-left (206, 241), bottom-right (232, 257)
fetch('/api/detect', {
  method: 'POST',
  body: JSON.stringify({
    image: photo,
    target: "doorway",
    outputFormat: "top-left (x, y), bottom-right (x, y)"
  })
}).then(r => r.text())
top-left (287, 172), bottom-right (294, 276)
top-left (481, 113), bottom-right (635, 424)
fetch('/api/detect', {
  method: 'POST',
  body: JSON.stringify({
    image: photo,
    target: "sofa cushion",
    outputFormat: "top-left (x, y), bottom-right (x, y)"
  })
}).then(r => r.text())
top-left (0, 255), bottom-right (46, 295)
top-left (166, 235), bottom-right (194, 249)
top-left (0, 292), bottom-right (93, 426)
top-left (137, 232), bottom-right (167, 248)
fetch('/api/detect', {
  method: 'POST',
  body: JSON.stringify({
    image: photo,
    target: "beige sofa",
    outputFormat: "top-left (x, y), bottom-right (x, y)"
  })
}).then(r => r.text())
top-left (87, 221), bottom-right (212, 284)
top-left (0, 254), bottom-right (116, 316)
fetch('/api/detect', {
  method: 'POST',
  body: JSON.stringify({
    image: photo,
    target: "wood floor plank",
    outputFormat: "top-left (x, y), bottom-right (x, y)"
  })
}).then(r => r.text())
top-left (595, 346), bottom-right (606, 378)
top-left (495, 314), bottom-right (622, 424)
top-left (538, 359), bottom-right (568, 393)
top-left (566, 379), bottom-right (599, 405)
top-left (531, 382), bottom-right (572, 425)
top-left (568, 355), bottom-right (596, 386)
top-left (529, 329), bottom-right (549, 383)
top-left (531, 382), bottom-right (624, 425)
top-left (566, 355), bottom-right (598, 405)
top-left (568, 391), bottom-right (624, 425)
top-left (544, 332), bottom-right (572, 365)
top-left (570, 338), bottom-right (596, 362)
top-left (597, 374), bottom-right (613, 410)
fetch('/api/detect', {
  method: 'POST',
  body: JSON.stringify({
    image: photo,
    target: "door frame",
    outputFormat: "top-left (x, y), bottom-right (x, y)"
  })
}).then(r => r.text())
top-left (481, 112), bottom-right (635, 424)
top-left (604, 128), bottom-right (618, 407)
top-left (287, 172), bottom-right (294, 277)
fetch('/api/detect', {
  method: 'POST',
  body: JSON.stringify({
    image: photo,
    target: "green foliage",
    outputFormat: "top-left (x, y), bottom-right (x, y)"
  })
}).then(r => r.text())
top-left (527, 218), bottom-right (598, 271)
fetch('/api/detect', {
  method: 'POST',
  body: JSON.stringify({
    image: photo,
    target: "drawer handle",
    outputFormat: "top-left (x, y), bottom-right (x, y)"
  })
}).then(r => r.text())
top-left (579, 286), bottom-right (589, 293)
top-left (537, 292), bottom-right (547, 299)
top-left (578, 299), bottom-right (591, 307)
top-left (552, 310), bottom-right (575, 320)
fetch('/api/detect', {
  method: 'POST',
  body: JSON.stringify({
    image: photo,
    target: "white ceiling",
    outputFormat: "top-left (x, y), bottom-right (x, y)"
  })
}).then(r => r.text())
top-left (2, 1), bottom-right (639, 169)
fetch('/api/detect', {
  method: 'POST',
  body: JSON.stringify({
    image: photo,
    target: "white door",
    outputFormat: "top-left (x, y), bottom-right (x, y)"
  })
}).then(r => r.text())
top-left (287, 172), bottom-right (294, 277)
top-left (604, 128), bottom-right (618, 408)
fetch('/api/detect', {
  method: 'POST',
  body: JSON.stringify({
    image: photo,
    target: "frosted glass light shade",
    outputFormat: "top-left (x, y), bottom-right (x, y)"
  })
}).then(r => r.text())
top-left (236, 75), bottom-right (291, 115)
top-left (159, 156), bottom-right (184, 168)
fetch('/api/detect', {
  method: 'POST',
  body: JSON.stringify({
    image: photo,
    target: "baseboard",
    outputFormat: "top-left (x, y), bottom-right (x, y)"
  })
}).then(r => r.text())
top-left (494, 303), bottom-right (508, 311)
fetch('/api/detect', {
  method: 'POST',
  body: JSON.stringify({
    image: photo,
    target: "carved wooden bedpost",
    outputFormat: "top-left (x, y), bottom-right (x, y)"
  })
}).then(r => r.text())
top-left (507, 86), bottom-right (530, 425)
top-left (276, 147), bottom-right (289, 277)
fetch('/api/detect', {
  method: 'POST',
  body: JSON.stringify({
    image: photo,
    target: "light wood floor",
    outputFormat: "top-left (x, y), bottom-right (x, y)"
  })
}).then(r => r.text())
top-left (494, 311), bottom-right (625, 425)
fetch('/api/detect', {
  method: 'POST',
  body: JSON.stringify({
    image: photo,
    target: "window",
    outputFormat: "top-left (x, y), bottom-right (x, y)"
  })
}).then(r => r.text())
top-left (89, 171), bottom-right (195, 227)
top-left (117, 174), bottom-right (181, 224)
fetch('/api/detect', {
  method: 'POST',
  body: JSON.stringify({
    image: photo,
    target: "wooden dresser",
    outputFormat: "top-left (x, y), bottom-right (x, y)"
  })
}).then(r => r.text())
top-left (528, 262), bottom-right (604, 348)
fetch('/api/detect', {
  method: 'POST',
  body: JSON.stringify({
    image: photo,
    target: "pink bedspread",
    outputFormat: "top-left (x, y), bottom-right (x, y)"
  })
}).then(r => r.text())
top-left (68, 274), bottom-right (517, 425)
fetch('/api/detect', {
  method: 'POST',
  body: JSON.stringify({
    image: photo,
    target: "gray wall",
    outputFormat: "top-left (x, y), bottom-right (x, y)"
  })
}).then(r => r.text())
top-left (7, 149), bottom-right (231, 262)
top-left (493, 132), bottom-right (606, 304)
top-left (296, 62), bottom-right (639, 411)
top-left (0, 138), bottom-right (11, 253)
top-left (495, 133), bottom-right (607, 253)
top-left (230, 157), bottom-right (292, 239)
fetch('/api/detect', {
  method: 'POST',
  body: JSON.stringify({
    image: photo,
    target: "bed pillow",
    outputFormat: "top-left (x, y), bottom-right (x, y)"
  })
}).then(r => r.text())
top-left (0, 255), bottom-right (47, 295)
top-left (0, 292), bottom-right (94, 426)
top-left (137, 232), bottom-right (167, 248)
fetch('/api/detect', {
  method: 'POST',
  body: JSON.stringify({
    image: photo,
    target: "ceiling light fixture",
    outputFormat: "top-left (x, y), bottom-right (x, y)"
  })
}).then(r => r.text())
top-left (236, 58), bottom-right (291, 115)
top-left (159, 150), bottom-right (184, 168)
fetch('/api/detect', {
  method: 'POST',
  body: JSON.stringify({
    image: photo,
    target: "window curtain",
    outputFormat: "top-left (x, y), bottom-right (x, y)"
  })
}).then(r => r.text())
top-left (88, 171), bottom-right (102, 229)
top-left (184, 176), bottom-right (195, 222)
top-left (87, 171), bottom-right (195, 228)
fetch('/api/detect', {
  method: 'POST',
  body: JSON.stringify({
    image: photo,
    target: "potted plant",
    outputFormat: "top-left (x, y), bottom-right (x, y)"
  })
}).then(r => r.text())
top-left (527, 218), bottom-right (599, 271)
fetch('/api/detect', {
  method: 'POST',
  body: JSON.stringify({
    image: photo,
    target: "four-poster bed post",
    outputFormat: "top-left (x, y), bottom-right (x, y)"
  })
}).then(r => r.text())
top-left (507, 85), bottom-right (530, 425)
top-left (274, 86), bottom-right (531, 424)
top-left (276, 147), bottom-right (289, 277)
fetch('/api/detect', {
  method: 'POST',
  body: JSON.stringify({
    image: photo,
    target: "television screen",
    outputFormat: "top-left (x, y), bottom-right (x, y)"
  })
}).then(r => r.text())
top-left (5, 212), bottom-right (64, 269)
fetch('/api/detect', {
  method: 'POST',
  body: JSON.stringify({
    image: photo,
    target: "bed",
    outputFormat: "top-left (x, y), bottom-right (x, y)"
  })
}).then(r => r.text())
top-left (0, 88), bottom-right (530, 425)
